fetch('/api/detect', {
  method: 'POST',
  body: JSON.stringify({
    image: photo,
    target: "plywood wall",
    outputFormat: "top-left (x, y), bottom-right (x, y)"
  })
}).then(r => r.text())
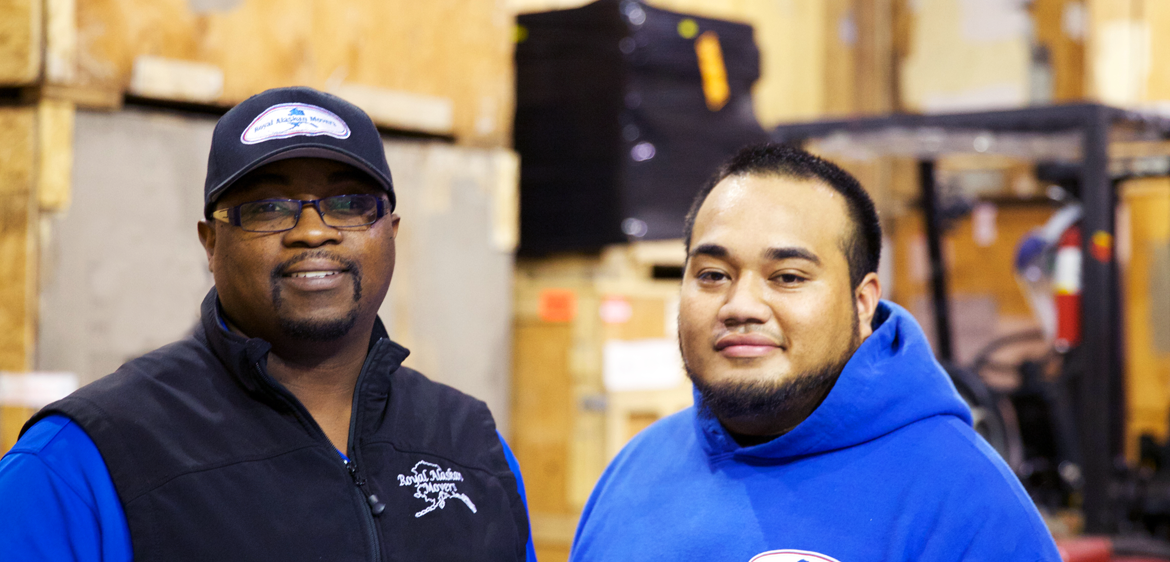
top-left (899, 0), bottom-right (1032, 113)
top-left (65, 0), bottom-right (514, 145)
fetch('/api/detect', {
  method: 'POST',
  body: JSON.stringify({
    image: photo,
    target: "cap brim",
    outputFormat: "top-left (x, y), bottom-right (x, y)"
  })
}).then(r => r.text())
top-left (204, 144), bottom-right (396, 217)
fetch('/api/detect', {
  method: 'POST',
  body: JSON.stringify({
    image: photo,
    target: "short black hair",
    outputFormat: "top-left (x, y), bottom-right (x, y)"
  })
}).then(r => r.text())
top-left (683, 143), bottom-right (882, 289)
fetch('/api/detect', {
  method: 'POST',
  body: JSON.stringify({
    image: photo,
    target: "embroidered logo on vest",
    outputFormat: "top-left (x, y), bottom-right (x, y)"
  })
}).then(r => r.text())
top-left (397, 460), bottom-right (478, 518)
top-left (749, 550), bottom-right (842, 562)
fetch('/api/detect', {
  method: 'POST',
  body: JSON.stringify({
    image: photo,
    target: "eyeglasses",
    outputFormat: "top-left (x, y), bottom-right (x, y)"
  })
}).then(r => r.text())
top-left (211, 194), bottom-right (388, 233)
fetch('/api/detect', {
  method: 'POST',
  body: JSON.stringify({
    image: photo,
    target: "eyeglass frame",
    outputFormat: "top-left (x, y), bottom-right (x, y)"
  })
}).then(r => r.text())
top-left (210, 194), bottom-right (389, 233)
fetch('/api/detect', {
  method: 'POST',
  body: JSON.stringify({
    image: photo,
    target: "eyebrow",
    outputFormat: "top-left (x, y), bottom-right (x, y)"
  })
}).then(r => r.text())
top-left (689, 243), bottom-right (728, 259)
top-left (766, 246), bottom-right (821, 265)
top-left (690, 243), bottom-right (820, 265)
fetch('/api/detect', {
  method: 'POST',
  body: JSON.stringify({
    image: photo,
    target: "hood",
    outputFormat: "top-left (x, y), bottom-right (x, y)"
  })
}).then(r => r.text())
top-left (694, 300), bottom-right (972, 462)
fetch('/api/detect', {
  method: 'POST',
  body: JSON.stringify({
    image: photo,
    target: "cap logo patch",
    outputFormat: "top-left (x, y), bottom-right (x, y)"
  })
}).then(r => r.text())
top-left (749, 550), bottom-right (841, 562)
top-left (240, 103), bottom-right (351, 145)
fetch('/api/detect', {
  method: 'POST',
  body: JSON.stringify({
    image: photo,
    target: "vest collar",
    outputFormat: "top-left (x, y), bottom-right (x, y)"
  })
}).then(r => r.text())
top-left (196, 287), bottom-right (410, 399)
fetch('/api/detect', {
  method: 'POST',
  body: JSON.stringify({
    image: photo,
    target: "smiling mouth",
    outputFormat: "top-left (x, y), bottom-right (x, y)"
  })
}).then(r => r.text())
top-left (285, 270), bottom-right (346, 279)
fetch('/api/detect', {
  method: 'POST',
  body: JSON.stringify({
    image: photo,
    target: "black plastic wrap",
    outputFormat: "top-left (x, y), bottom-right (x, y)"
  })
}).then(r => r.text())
top-left (515, 0), bottom-right (767, 254)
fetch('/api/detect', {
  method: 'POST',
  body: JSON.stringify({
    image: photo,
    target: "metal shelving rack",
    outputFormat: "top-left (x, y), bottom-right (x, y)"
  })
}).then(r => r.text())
top-left (770, 103), bottom-right (1170, 534)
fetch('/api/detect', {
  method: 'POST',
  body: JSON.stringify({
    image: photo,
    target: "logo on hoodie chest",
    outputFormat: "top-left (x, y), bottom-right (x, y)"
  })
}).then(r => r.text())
top-left (749, 550), bottom-right (841, 562)
top-left (396, 460), bottom-right (478, 518)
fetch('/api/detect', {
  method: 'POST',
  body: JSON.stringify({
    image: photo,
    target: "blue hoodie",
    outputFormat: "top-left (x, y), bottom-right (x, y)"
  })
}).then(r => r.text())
top-left (571, 301), bottom-right (1060, 562)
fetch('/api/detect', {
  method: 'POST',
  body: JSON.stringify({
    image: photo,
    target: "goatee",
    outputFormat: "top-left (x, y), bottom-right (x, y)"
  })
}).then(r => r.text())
top-left (688, 352), bottom-right (851, 423)
top-left (270, 250), bottom-right (363, 342)
top-left (686, 311), bottom-right (861, 429)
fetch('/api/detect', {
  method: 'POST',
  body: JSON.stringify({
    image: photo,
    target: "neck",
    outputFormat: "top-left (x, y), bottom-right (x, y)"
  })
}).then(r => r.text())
top-left (226, 315), bottom-right (375, 451)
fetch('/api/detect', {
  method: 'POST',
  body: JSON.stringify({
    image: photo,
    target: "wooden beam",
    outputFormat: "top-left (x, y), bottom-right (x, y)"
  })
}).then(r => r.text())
top-left (23, 83), bottom-right (123, 111)
top-left (0, 106), bottom-right (38, 452)
top-left (0, 0), bottom-right (43, 85)
top-left (37, 98), bottom-right (74, 213)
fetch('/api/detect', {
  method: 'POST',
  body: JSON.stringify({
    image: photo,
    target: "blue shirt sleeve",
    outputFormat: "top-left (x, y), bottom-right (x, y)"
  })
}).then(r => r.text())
top-left (498, 431), bottom-right (538, 562)
top-left (0, 415), bottom-right (132, 562)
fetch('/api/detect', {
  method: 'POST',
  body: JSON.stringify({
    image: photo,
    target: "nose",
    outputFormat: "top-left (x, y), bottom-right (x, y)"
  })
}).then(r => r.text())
top-left (282, 201), bottom-right (343, 247)
top-left (717, 273), bottom-right (772, 327)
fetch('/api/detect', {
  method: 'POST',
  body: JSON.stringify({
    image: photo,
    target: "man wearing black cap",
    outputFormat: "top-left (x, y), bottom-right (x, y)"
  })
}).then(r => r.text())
top-left (0, 87), bottom-right (535, 561)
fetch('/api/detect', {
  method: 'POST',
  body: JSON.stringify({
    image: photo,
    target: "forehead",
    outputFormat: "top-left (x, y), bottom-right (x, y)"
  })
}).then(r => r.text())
top-left (219, 157), bottom-right (381, 203)
top-left (691, 173), bottom-right (851, 257)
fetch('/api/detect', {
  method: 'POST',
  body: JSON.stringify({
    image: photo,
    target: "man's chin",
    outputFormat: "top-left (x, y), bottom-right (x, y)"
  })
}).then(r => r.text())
top-left (686, 362), bottom-right (843, 422)
top-left (277, 312), bottom-right (359, 342)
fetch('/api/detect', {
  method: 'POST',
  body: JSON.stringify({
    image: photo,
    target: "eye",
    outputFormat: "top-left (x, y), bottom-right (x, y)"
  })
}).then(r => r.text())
top-left (774, 273), bottom-right (806, 285)
top-left (325, 195), bottom-right (377, 217)
top-left (241, 200), bottom-right (291, 218)
top-left (696, 270), bottom-right (729, 283)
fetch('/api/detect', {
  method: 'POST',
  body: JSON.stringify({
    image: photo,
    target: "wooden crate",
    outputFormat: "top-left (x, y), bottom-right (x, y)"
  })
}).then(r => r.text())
top-left (1119, 177), bottom-right (1170, 462)
top-left (4, 0), bottom-right (515, 144)
top-left (511, 240), bottom-right (692, 561)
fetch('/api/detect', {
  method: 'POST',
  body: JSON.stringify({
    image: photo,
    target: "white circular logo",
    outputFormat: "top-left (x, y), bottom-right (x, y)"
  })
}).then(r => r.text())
top-left (240, 103), bottom-right (351, 145)
top-left (749, 550), bottom-right (842, 562)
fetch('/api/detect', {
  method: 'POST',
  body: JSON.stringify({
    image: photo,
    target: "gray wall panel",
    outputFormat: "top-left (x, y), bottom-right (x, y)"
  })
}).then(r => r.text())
top-left (38, 109), bottom-right (515, 432)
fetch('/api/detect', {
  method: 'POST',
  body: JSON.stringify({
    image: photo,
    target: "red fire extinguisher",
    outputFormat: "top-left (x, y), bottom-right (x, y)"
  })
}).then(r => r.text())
top-left (1053, 226), bottom-right (1082, 352)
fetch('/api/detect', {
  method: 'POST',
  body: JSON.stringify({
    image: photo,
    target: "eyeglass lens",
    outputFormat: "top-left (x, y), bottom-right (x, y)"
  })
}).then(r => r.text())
top-left (237, 195), bottom-right (382, 232)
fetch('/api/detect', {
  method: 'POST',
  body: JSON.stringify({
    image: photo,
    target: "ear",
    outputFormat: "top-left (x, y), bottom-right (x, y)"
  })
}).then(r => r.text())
top-left (197, 220), bottom-right (217, 273)
top-left (388, 213), bottom-right (400, 239)
top-left (854, 271), bottom-right (882, 340)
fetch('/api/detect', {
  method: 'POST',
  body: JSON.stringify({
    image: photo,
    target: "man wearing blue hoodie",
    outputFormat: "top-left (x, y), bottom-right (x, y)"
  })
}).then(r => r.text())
top-left (571, 144), bottom-right (1061, 562)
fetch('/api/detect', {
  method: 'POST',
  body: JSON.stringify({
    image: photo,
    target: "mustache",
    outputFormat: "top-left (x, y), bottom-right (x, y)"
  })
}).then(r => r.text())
top-left (714, 325), bottom-right (786, 346)
top-left (270, 250), bottom-right (360, 279)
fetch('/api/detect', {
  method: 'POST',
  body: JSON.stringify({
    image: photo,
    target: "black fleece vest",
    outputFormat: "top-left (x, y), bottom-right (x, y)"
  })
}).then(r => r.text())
top-left (24, 289), bottom-right (528, 562)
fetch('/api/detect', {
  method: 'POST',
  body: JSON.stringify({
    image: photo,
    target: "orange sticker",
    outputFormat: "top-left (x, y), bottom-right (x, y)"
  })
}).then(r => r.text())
top-left (695, 31), bottom-right (730, 111)
top-left (538, 288), bottom-right (577, 323)
top-left (1090, 230), bottom-right (1113, 263)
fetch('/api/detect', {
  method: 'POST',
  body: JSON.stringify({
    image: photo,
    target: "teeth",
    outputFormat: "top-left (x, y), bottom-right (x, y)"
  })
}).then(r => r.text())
top-left (289, 271), bottom-right (341, 279)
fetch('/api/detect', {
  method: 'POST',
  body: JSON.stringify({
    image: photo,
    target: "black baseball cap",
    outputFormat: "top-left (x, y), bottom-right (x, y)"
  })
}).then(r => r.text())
top-left (203, 86), bottom-right (395, 218)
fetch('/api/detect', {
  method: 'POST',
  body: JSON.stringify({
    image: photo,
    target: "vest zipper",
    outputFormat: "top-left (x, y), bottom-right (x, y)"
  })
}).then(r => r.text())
top-left (345, 341), bottom-right (388, 562)
top-left (252, 358), bottom-right (384, 562)
top-left (347, 459), bottom-right (384, 562)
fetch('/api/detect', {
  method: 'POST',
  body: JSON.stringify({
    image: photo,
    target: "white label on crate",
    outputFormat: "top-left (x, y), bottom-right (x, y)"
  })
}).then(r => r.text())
top-left (599, 297), bottom-right (633, 324)
top-left (972, 203), bottom-right (998, 247)
top-left (0, 372), bottom-right (78, 408)
top-left (603, 339), bottom-right (684, 392)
